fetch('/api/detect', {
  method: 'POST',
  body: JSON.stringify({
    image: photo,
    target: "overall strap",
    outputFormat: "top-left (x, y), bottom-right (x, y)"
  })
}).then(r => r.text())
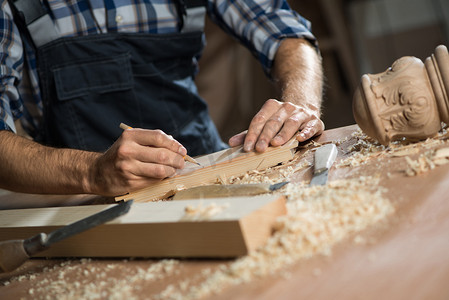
top-left (8, 0), bottom-right (207, 48)
top-left (175, 0), bottom-right (207, 33)
top-left (8, 0), bottom-right (59, 48)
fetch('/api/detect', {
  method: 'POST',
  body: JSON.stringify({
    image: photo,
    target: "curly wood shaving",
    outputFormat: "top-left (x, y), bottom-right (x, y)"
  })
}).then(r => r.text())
top-left (182, 202), bottom-right (229, 221)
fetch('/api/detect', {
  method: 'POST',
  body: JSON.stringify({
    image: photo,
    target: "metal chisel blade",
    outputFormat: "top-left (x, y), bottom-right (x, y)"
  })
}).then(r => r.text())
top-left (24, 200), bottom-right (133, 256)
top-left (310, 169), bottom-right (330, 186)
top-left (310, 144), bottom-right (338, 186)
top-left (268, 181), bottom-right (289, 191)
top-left (46, 200), bottom-right (133, 246)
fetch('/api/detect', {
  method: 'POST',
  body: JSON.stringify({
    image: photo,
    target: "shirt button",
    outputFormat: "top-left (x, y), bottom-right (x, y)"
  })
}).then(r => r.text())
top-left (116, 15), bottom-right (123, 24)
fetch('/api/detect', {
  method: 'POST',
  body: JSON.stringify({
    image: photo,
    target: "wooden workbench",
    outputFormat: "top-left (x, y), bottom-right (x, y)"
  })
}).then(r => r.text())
top-left (1, 124), bottom-right (448, 300)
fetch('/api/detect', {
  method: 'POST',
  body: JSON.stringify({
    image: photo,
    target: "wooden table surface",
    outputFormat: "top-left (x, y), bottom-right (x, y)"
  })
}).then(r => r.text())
top-left (1, 124), bottom-right (449, 300)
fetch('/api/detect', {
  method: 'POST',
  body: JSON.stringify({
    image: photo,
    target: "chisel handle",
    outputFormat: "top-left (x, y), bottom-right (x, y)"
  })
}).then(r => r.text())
top-left (0, 239), bottom-right (29, 273)
top-left (0, 233), bottom-right (47, 273)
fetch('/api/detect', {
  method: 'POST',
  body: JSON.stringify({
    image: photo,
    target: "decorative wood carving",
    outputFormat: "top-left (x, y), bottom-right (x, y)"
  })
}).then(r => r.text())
top-left (353, 45), bottom-right (449, 145)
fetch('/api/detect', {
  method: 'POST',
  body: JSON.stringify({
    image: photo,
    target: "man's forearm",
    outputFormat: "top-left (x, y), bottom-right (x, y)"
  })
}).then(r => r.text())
top-left (228, 38), bottom-right (325, 151)
top-left (272, 38), bottom-right (323, 113)
top-left (0, 131), bottom-right (99, 194)
top-left (0, 128), bottom-right (190, 196)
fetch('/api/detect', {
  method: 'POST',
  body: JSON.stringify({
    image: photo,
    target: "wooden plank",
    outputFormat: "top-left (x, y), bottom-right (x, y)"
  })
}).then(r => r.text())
top-left (0, 195), bottom-right (286, 258)
top-left (116, 139), bottom-right (298, 202)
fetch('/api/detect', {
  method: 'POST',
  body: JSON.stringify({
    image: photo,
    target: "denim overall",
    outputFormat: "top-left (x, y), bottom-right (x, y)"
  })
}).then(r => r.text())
top-left (10, 0), bottom-right (226, 155)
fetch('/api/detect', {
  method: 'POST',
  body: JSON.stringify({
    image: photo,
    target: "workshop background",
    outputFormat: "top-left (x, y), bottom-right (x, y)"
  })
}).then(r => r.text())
top-left (196, 0), bottom-right (449, 142)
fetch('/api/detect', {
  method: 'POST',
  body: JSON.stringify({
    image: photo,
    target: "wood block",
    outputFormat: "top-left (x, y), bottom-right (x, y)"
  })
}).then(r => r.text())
top-left (0, 195), bottom-right (286, 258)
top-left (116, 139), bottom-right (298, 202)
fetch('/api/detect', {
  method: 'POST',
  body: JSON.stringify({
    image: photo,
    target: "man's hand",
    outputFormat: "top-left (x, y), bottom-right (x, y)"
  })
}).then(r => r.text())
top-left (90, 128), bottom-right (187, 196)
top-left (229, 38), bottom-right (324, 152)
top-left (228, 99), bottom-right (324, 152)
top-left (0, 129), bottom-right (187, 196)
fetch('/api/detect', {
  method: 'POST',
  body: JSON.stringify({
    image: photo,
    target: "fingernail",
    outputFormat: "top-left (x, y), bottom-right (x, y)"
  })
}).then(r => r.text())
top-left (244, 142), bottom-right (254, 152)
top-left (272, 136), bottom-right (282, 144)
top-left (256, 140), bottom-right (267, 151)
top-left (229, 137), bottom-right (237, 146)
top-left (178, 146), bottom-right (187, 156)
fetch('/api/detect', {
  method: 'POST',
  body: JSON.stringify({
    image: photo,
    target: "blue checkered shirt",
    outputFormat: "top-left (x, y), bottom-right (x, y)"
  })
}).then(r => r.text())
top-left (0, 0), bottom-right (316, 137)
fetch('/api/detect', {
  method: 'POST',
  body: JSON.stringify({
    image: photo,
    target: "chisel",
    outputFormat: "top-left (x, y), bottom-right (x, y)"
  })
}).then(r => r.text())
top-left (0, 200), bottom-right (133, 273)
top-left (310, 143), bottom-right (338, 185)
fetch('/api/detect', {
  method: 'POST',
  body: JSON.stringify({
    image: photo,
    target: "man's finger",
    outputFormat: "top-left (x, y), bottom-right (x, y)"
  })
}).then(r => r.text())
top-left (296, 119), bottom-right (325, 142)
top-left (136, 146), bottom-right (186, 168)
top-left (244, 113), bottom-right (270, 152)
top-left (270, 112), bottom-right (304, 146)
top-left (122, 128), bottom-right (187, 156)
top-left (136, 162), bottom-right (178, 179)
top-left (116, 157), bottom-right (178, 180)
top-left (228, 130), bottom-right (247, 147)
top-left (254, 106), bottom-right (296, 152)
top-left (244, 99), bottom-right (280, 151)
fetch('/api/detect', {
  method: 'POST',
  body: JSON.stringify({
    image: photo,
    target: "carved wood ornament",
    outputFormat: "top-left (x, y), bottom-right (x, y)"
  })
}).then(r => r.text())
top-left (353, 45), bottom-right (449, 145)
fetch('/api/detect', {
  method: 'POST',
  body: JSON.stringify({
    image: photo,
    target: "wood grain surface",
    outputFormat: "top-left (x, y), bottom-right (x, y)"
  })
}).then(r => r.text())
top-left (1, 124), bottom-right (449, 300)
top-left (117, 138), bottom-right (298, 202)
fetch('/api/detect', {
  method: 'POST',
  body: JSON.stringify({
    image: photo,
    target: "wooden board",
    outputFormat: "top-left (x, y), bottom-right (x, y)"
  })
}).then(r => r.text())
top-left (0, 195), bottom-right (286, 258)
top-left (116, 139), bottom-right (298, 202)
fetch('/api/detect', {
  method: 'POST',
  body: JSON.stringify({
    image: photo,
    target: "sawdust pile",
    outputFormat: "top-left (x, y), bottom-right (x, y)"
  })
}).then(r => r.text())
top-left (3, 259), bottom-right (180, 300)
top-left (154, 177), bottom-right (394, 300)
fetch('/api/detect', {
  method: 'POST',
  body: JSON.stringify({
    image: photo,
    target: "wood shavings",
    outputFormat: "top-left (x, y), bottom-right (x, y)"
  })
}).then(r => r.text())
top-left (154, 176), bottom-right (394, 300)
top-left (336, 128), bottom-right (449, 171)
top-left (318, 126), bottom-right (449, 178)
top-left (433, 158), bottom-right (449, 166)
top-left (389, 147), bottom-right (420, 157)
top-left (334, 134), bottom-right (350, 146)
top-left (5, 259), bottom-right (180, 300)
top-left (335, 130), bottom-right (386, 168)
top-left (163, 185), bottom-right (187, 199)
top-left (225, 149), bottom-right (310, 186)
top-left (404, 146), bottom-right (449, 176)
top-left (182, 202), bottom-right (229, 221)
top-left (434, 147), bottom-right (449, 160)
top-left (216, 174), bottom-right (227, 184)
top-left (404, 153), bottom-right (435, 176)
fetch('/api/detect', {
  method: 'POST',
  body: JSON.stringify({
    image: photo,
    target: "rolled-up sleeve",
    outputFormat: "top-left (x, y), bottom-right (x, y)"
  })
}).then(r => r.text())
top-left (0, 1), bottom-right (24, 133)
top-left (207, 0), bottom-right (317, 75)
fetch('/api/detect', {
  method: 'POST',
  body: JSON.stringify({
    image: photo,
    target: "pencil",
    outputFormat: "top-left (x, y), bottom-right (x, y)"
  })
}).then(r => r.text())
top-left (119, 123), bottom-right (201, 166)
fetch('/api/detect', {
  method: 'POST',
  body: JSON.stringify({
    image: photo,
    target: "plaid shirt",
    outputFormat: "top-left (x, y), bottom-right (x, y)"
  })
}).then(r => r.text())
top-left (0, 0), bottom-right (316, 136)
